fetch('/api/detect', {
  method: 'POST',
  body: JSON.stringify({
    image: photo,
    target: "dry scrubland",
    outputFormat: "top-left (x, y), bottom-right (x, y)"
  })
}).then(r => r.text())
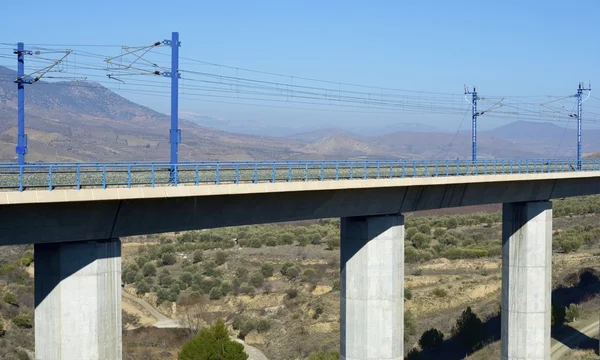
top-left (1, 196), bottom-right (600, 359)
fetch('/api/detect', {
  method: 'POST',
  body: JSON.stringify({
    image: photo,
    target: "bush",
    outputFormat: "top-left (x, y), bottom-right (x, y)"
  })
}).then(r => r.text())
top-left (0, 317), bottom-right (4, 337)
top-left (446, 217), bottom-right (459, 229)
top-left (192, 250), bottom-right (204, 264)
top-left (451, 307), bottom-right (485, 350)
top-left (308, 351), bottom-right (340, 360)
top-left (411, 233), bottom-right (431, 249)
top-left (565, 303), bottom-right (581, 323)
top-left (215, 251), bottom-right (228, 266)
top-left (209, 287), bottom-right (222, 300)
top-left (417, 224), bottom-right (431, 235)
top-left (178, 319), bottom-right (248, 360)
top-left (405, 227), bottom-right (419, 240)
top-left (220, 281), bottom-right (232, 295)
top-left (12, 311), bottom-right (33, 328)
top-left (3, 292), bottom-right (18, 306)
top-left (260, 263), bottom-right (274, 278)
top-left (405, 288), bottom-right (413, 300)
top-left (249, 272), bottom-right (264, 288)
top-left (332, 279), bottom-right (340, 291)
top-left (282, 266), bottom-right (300, 280)
top-left (279, 233), bottom-right (294, 245)
top-left (432, 288), bottom-right (448, 298)
top-left (180, 272), bottom-right (194, 287)
top-left (419, 328), bottom-right (444, 350)
top-left (238, 319), bottom-right (256, 340)
top-left (235, 267), bottom-right (249, 282)
top-left (312, 305), bottom-right (324, 320)
top-left (286, 288), bottom-right (298, 299)
top-left (326, 237), bottom-right (340, 250)
top-left (238, 283), bottom-right (255, 296)
top-left (135, 279), bottom-right (151, 295)
top-left (433, 227), bottom-right (446, 238)
top-left (256, 319), bottom-right (271, 333)
top-left (19, 251), bottom-right (33, 267)
top-left (142, 262), bottom-right (157, 277)
top-left (404, 310), bottom-right (417, 341)
top-left (161, 252), bottom-right (177, 266)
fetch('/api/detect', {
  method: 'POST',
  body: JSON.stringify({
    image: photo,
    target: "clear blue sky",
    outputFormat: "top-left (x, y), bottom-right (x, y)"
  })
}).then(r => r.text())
top-left (2, 0), bottom-right (600, 133)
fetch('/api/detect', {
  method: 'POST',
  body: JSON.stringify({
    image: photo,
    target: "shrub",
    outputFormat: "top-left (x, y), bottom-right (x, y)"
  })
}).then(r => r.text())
top-left (256, 319), bottom-right (271, 333)
top-left (405, 288), bottom-right (413, 300)
top-left (433, 227), bottom-right (446, 238)
top-left (411, 233), bottom-right (431, 249)
top-left (203, 261), bottom-right (222, 278)
top-left (332, 279), bottom-right (340, 291)
top-left (238, 283), bottom-right (255, 296)
top-left (280, 263), bottom-right (294, 276)
top-left (235, 267), bottom-right (249, 282)
top-left (446, 217), bottom-right (459, 229)
top-left (279, 233), bottom-right (294, 245)
top-left (265, 237), bottom-right (278, 247)
top-left (312, 305), bottom-right (324, 320)
top-left (283, 266), bottom-right (300, 280)
top-left (451, 307), bottom-right (485, 350)
top-left (215, 251), bottom-right (228, 266)
top-left (0, 317), bottom-right (4, 337)
top-left (565, 303), bottom-right (581, 323)
top-left (19, 251), bottom-right (33, 267)
top-left (209, 287), bottom-right (222, 300)
top-left (308, 352), bottom-right (340, 360)
top-left (297, 235), bottom-right (311, 247)
top-left (432, 287), bottom-right (448, 298)
top-left (12, 311), bottom-right (33, 328)
top-left (192, 250), bottom-right (204, 264)
top-left (417, 224), bottom-right (431, 235)
top-left (404, 310), bottom-right (417, 340)
top-left (260, 264), bottom-right (274, 278)
top-left (3, 292), bottom-right (18, 306)
top-left (326, 237), bottom-right (340, 250)
top-left (419, 328), bottom-right (444, 350)
top-left (405, 227), bottom-right (419, 240)
top-left (178, 319), bottom-right (248, 360)
top-left (286, 288), bottom-right (298, 299)
top-left (142, 262), bottom-right (157, 277)
top-left (135, 280), bottom-right (151, 295)
top-left (125, 270), bottom-right (138, 284)
top-left (249, 272), bottom-right (264, 288)
top-left (161, 252), bottom-right (177, 266)
top-left (220, 281), bottom-right (232, 295)
top-left (238, 319), bottom-right (256, 340)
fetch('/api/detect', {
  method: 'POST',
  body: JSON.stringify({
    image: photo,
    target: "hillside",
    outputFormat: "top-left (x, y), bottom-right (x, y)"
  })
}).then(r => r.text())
top-left (2, 65), bottom-right (598, 162)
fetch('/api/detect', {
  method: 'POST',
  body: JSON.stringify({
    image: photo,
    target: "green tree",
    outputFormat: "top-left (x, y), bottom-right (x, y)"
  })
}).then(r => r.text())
top-left (180, 272), bottom-right (194, 287)
top-left (565, 303), bottom-right (581, 323)
top-left (419, 328), bottom-right (444, 350)
top-left (161, 252), bottom-right (177, 266)
top-left (215, 251), bottom-right (228, 266)
top-left (417, 224), bottom-right (431, 235)
top-left (446, 217), bottom-right (459, 230)
top-left (178, 319), bottom-right (248, 360)
top-left (260, 263), bottom-right (274, 278)
top-left (142, 262), bottom-right (157, 277)
top-left (193, 250), bottom-right (204, 264)
top-left (411, 233), bottom-right (431, 249)
top-left (451, 307), bottom-right (485, 350)
top-left (136, 279), bottom-right (151, 295)
top-left (249, 272), bottom-right (264, 288)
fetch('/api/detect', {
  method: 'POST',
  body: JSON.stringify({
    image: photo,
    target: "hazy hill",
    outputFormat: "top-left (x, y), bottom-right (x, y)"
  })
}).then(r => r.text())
top-left (1, 65), bottom-right (597, 162)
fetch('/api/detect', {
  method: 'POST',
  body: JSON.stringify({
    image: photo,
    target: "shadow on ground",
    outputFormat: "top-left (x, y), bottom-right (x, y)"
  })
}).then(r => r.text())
top-left (408, 268), bottom-right (600, 359)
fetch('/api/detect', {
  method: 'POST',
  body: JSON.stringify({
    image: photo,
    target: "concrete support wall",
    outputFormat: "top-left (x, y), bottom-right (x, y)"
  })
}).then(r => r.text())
top-left (340, 214), bottom-right (404, 360)
top-left (35, 239), bottom-right (122, 360)
top-left (501, 201), bottom-right (552, 360)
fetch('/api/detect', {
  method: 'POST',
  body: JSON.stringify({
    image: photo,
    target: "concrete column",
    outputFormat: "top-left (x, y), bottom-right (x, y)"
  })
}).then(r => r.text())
top-left (35, 239), bottom-right (122, 360)
top-left (340, 214), bottom-right (404, 360)
top-left (501, 201), bottom-right (552, 360)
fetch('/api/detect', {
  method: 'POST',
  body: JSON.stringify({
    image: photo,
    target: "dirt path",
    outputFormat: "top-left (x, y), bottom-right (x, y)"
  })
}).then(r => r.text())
top-left (122, 292), bottom-right (268, 360)
top-left (551, 319), bottom-right (598, 359)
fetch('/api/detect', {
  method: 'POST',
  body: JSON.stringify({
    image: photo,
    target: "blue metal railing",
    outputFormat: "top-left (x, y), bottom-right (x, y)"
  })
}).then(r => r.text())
top-left (0, 158), bottom-right (597, 192)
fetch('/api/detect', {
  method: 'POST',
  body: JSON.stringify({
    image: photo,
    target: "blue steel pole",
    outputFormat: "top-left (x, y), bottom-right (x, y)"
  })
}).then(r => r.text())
top-left (169, 32), bottom-right (180, 181)
top-left (15, 43), bottom-right (27, 165)
top-left (472, 90), bottom-right (477, 162)
top-left (577, 85), bottom-right (583, 171)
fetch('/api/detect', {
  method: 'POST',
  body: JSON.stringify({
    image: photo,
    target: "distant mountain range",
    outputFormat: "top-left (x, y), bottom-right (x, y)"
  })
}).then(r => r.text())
top-left (0, 65), bottom-right (596, 162)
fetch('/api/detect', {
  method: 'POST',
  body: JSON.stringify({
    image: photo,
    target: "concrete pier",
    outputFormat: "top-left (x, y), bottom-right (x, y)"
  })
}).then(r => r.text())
top-left (501, 201), bottom-right (552, 360)
top-left (35, 239), bottom-right (122, 360)
top-left (340, 214), bottom-right (404, 360)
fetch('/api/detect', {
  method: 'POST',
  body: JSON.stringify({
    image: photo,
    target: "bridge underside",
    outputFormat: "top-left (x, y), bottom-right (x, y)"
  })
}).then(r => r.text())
top-left (1, 175), bottom-right (600, 245)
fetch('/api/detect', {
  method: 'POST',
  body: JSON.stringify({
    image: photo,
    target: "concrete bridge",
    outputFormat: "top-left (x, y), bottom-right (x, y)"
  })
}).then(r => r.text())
top-left (1, 159), bottom-right (600, 359)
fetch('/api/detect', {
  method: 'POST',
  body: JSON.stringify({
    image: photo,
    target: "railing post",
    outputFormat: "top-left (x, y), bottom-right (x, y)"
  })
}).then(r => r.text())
top-left (254, 164), bottom-right (258, 183)
top-left (75, 164), bottom-right (81, 190)
top-left (48, 166), bottom-right (53, 191)
top-left (152, 164), bottom-right (156, 187)
top-left (288, 164), bottom-right (292, 182)
top-left (484, 162), bottom-right (488, 175)
top-left (272, 163), bottom-right (276, 183)
top-left (376, 162), bottom-right (380, 179)
top-left (18, 165), bottom-right (23, 192)
top-left (435, 163), bottom-right (439, 177)
top-left (413, 163), bottom-right (417, 178)
top-left (320, 163), bottom-right (325, 181)
top-left (336, 163), bottom-right (340, 181)
top-left (102, 166), bottom-right (106, 189)
top-left (195, 164), bottom-right (199, 185)
top-left (216, 163), bottom-right (220, 185)
top-left (389, 164), bottom-right (393, 179)
top-left (305, 163), bottom-right (309, 182)
top-left (401, 162), bottom-right (405, 178)
top-left (350, 163), bottom-right (354, 180)
top-left (363, 163), bottom-right (367, 180)
top-left (127, 165), bottom-right (131, 188)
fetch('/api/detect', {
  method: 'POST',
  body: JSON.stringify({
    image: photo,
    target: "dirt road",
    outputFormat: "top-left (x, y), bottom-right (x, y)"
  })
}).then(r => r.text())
top-left (122, 292), bottom-right (268, 360)
top-left (551, 320), bottom-right (598, 359)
